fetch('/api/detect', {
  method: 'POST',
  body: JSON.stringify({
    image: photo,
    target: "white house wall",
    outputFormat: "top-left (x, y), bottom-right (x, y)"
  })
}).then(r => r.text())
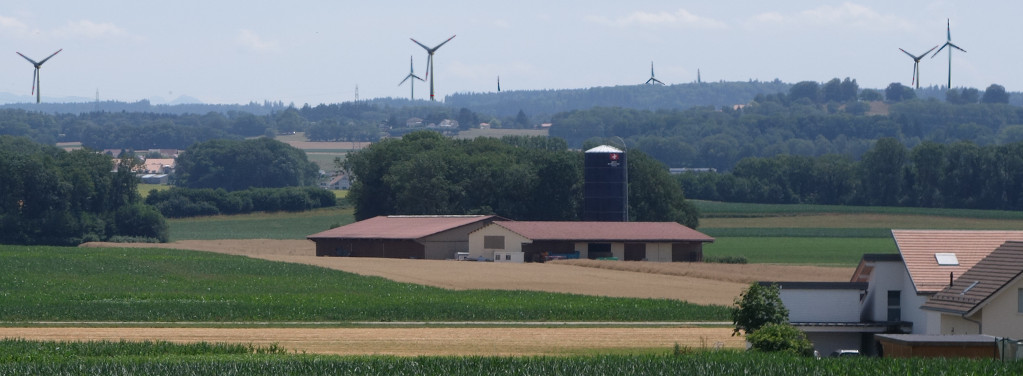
top-left (780, 289), bottom-right (862, 322)
top-left (979, 278), bottom-right (1023, 338)
top-left (863, 260), bottom-right (932, 334)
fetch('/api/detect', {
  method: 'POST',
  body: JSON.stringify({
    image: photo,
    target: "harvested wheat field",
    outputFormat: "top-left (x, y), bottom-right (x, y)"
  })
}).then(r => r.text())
top-left (80, 239), bottom-right (853, 306)
top-left (0, 327), bottom-right (742, 356)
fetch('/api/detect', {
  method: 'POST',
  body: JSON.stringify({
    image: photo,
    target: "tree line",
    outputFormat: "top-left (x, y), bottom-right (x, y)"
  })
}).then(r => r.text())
top-left (145, 186), bottom-right (336, 218)
top-left (0, 136), bottom-right (168, 245)
top-left (551, 81), bottom-right (1023, 171)
top-left (679, 137), bottom-right (1023, 211)
top-left (343, 131), bottom-right (698, 228)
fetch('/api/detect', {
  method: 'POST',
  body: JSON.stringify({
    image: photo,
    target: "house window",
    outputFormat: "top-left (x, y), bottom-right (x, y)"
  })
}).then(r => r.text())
top-left (484, 236), bottom-right (505, 249)
top-left (505, 254), bottom-right (511, 261)
top-left (887, 290), bottom-right (901, 321)
top-left (1018, 289), bottom-right (1023, 314)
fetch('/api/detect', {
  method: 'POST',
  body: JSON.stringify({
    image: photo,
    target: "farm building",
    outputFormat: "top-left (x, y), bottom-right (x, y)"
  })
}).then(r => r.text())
top-left (307, 215), bottom-right (503, 259)
top-left (468, 221), bottom-right (714, 263)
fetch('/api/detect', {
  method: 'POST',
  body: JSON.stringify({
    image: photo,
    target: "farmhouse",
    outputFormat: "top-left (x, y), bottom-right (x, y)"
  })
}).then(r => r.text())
top-left (307, 215), bottom-right (503, 259)
top-left (767, 230), bottom-right (1023, 357)
top-left (468, 221), bottom-right (713, 263)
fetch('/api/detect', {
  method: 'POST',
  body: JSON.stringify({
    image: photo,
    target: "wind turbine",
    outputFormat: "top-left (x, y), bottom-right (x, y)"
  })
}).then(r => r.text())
top-left (398, 55), bottom-right (424, 101)
top-left (645, 61), bottom-right (664, 85)
top-left (899, 45), bottom-right (938, 89)
top-left (410, 35), bottom-right (456, 101)
top-left (931, 19), bottom-right (966, 90)
top-left (16, 49), bottom-right (62, 103)
top-left (497, 76), bottom-right (501, 92)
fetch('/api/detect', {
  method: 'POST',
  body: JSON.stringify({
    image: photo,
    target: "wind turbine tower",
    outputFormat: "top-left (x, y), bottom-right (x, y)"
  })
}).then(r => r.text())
top-left (410, 35), bottom-right (456, 101)
top-left (645, 61), bottom-right (664, 85)
top-left (16, 49), bottom-right (62, 104)
top-left (398, 55), bottom-right (425, 100)
top-left (931, 19), bottom-right (966, 90)
top-left (899, 45), bottom-right (938, 89)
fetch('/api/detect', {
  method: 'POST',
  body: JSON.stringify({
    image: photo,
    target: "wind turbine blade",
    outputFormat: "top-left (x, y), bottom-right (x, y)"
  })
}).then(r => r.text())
top-left (31, 69), bottom-right (37, 95)
top-left (410, 38), bottom-right (431, 51)
top-left (16, 52), bottom-right (39, 65)
top-left (424, 55), bottom-right (432, 80)
top-left (432, 35), bottom-right (456, 51)
top-left (413, 74), bottom-right (424, 82)
top-left (899, 48), bottom-right (915, 59)
top-left (38, 49), bottom-right (62, 65)
top-left (923, 45), bottom-right (939, 56)
top-left (946, 19), bottom-right (951, 41)
top-left (948, 42), bottom-right (966, 53)
top-left (931, 43), bottom-right (949, 58)
top-left (399, 74), bottom-right (412, 86)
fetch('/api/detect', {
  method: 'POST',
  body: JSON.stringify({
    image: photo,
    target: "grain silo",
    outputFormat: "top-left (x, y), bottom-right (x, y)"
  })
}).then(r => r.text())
top-left (583, 145), bottom-right (627, 221)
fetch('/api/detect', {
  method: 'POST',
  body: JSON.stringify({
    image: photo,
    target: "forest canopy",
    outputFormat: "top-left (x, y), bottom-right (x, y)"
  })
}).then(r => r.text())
top-left (0, 136), bottom-right (168, 245)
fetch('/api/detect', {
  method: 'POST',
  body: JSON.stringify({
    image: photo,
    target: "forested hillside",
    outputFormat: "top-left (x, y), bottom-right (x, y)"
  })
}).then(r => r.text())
top-left (446, 80), bottom-right (792, 118)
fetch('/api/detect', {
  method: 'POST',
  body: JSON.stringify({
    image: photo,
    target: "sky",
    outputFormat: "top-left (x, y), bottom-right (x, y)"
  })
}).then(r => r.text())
top-left (1, 1), bottom-right (1019, 105)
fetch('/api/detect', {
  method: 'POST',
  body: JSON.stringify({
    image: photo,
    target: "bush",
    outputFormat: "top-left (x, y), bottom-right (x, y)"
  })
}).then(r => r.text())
top-left (732, 283), bottom-right (788, 335)
top-left (746, 323), bottom-right (814, 356)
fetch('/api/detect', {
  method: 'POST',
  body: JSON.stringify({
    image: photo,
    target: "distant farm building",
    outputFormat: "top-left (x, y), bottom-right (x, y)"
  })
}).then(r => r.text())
top-left (468, 221), bottom-right (714, 263)
top-left (307, 215), bottom-right (503, 259)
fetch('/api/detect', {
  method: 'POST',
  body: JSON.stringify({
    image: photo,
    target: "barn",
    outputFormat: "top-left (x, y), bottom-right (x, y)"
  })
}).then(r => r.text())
top-left (307, 215), bottom-right (502, 259)
top-left (468, 221), bottom-right (714, 262)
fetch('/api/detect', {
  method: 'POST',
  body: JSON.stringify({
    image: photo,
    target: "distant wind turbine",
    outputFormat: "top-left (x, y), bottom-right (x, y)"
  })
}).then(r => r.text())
top-left (899, 45), bottom-right (938, 89)
top-left (931, 19), bottom-right (966, 90)
top-left (410, 35), bottom-right (456, 101)
top-left (645, 61), bottom-right (664, 85)
top-left (16, 49), bottom-right (62, 104)
top-left (398, 55), bottom-right (425, 101)
top-left (497, 76), bottom-right (501, 92)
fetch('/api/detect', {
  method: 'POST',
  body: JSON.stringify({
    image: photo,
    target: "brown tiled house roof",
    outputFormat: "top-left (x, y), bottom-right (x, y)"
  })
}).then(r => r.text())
top-left (921, 241), bottom-right (1023, 315)
top-left (489, 221), bottom-right (713, 242)
top-left (891, 230), bottom-right (1023, 294)
top-left (307, 215), bottom-right (500, 240)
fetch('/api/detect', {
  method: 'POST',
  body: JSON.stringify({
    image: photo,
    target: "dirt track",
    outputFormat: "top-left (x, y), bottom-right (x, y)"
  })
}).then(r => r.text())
top-left (0, 327), bottom-right (742, 355)
top-left (80, 239), bottom-right (853, 306)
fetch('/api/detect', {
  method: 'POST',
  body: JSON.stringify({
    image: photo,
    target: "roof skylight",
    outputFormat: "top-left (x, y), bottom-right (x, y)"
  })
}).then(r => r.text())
top-left (935, 253), bottom-right (959, 266)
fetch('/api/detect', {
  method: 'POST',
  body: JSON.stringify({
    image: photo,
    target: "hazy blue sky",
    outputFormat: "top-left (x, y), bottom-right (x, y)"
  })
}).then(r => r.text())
top-left (2, 1), bottom-right (1018, 105)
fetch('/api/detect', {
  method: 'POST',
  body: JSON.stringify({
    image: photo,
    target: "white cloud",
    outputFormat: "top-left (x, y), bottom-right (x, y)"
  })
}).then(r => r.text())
top-left (0, 14), bottom-right (34, 37)
top-left (589, 8), bottom-right (727, 29)
top-left (748, 2), bottom-right (913, 31)
top-left (237, 29), bottom-right (280, 53)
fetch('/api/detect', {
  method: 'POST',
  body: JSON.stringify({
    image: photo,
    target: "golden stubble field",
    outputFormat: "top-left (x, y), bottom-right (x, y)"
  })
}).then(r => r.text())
top-left (57, 239), bottom-right (854, 355)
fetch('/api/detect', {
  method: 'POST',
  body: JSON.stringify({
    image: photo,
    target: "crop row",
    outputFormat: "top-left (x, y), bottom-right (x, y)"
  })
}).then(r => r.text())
top-left (1, 340), bottom-right (1020, 375)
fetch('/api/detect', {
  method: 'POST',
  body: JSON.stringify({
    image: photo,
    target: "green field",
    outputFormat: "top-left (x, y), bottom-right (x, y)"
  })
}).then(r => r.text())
top-left (167, 207), bottom-right (354, 241)
top-left (0, 245), bottom-right (727, 322)
top-left (703, 238), bottom-right (896, 266)
top-left (3, 339), bottom-right (1019, 375)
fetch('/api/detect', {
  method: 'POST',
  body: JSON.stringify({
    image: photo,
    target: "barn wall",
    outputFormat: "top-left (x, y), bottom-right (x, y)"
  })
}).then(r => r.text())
top-left (313, 239), bottom-right (424, 259)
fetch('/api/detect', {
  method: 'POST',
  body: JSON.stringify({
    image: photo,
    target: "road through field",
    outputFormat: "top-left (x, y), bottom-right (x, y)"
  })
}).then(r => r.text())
top-left (0, 327), bottom-right (743, 356)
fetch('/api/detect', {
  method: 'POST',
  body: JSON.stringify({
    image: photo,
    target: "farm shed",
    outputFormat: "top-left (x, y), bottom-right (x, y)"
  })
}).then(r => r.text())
top-left (307, 215), bottom-right (502, 259)
top-left (875, 334), bottom-right (998, 359)
top-left (468, 221), bottom-right (713, 262)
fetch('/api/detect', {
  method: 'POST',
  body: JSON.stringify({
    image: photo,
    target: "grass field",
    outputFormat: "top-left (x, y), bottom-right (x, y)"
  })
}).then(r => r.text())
top-left (167, 207), bottom-right (354, 241)
top-left (0, 245), bottom-right (728, 322)
top-left (703, 237), bottom-right (896, 266)
top-left (3, 339), bottom-right (1020, 375)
